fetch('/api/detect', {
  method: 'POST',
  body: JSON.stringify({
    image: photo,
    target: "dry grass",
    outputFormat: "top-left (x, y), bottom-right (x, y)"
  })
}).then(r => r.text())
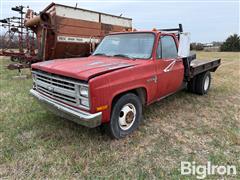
top-left (0, 52), bottom-right (239, 179)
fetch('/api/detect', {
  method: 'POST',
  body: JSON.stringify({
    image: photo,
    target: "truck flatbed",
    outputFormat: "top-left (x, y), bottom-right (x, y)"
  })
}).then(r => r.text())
top-left (190, 58), bottom-right (221, 77)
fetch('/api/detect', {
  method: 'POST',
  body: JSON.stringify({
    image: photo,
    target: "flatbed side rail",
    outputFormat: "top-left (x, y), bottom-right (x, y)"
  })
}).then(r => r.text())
top-left (189, 58), bottom-right (221, 78)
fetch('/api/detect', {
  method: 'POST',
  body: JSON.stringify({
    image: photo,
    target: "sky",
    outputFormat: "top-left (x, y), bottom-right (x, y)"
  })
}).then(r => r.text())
top-left (0, 0), bottom-right (239, 43)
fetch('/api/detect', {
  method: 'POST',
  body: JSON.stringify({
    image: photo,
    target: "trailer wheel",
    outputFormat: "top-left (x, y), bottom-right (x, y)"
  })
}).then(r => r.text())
top-left (195, 71), bottom-right (211, 95)
top-left (106, 93), bottom-right (142, 139)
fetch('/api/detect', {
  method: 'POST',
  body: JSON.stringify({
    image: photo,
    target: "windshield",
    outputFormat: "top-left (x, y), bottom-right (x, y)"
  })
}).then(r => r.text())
top-left (93, 33), bottom-right (155, 59)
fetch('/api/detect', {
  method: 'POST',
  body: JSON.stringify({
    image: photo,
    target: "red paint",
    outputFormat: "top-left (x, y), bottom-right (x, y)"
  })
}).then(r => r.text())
top-left (31, 31), bottom-right (184, 123)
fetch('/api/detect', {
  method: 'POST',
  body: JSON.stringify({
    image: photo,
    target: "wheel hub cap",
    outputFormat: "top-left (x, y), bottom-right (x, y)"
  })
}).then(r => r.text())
top-left (204, 76), bottom-right (210, 91)
top-left (118, 103), bottom-right (136, 130)
top-left (126, 111), bottom-right (134, 123)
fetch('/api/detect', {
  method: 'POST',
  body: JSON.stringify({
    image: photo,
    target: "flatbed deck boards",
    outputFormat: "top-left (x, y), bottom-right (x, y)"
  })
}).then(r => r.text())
top-left (190, 59), bottom-right (219, 68)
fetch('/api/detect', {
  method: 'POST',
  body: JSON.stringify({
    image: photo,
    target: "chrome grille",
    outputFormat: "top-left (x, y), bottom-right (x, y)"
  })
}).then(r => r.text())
top-left (32, 70), bottom-right (89, 110)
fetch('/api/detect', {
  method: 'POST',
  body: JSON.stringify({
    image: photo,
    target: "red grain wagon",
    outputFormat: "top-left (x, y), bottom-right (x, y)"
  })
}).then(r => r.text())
top-left (25, 3), bottom-right (132, 61)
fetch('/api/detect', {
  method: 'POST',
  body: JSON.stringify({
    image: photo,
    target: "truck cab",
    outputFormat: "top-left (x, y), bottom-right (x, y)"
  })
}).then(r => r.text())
top-left (30, 25), bottom-right (221, 139)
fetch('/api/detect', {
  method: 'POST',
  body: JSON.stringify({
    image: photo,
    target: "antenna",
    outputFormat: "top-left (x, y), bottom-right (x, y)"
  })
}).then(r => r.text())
top-left (75, 3), bottom-right (78, 9)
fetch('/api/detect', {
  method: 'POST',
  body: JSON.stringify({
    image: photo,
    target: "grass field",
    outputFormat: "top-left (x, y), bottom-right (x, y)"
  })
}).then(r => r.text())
top-left (0, 52), bottom-right (239, 179)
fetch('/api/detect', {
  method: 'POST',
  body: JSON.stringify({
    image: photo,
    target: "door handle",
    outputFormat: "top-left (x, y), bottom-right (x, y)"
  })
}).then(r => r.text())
top-left (163, 60), bottom-right (176, 72)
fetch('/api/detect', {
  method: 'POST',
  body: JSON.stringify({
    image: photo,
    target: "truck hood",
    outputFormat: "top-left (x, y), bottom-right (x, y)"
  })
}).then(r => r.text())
top-left (31, 56), bottom-right (144, 81)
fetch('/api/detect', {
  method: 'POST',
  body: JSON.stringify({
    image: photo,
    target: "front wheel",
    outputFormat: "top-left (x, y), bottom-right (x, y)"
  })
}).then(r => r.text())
top-left (107, 93), bottom-right (142, 139)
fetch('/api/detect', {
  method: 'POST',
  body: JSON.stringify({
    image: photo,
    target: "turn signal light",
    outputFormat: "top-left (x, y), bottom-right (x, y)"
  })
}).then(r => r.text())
top-left (96, 105), bottom-right (108, 111)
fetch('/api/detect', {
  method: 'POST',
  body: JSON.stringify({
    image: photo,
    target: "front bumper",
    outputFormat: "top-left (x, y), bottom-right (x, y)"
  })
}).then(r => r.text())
top-left (30, 89), bottom-right (102, 128)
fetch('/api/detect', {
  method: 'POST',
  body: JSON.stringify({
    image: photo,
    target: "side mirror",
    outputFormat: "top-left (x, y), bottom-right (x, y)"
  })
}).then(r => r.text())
top-left (178, 32), bottom-right (191, 58)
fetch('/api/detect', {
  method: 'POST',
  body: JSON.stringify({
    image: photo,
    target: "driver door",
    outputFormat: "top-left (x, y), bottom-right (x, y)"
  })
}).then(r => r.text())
top-left (155, 35), bottom-right (184, 98)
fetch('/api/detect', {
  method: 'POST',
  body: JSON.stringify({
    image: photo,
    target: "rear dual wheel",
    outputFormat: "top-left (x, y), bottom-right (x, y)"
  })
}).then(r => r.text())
top-left (187, 71), bottom-right (211, 95)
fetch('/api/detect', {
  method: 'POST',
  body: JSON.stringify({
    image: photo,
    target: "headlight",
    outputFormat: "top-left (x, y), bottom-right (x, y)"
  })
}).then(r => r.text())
top-left (79, 86), bottom-right (89, 97)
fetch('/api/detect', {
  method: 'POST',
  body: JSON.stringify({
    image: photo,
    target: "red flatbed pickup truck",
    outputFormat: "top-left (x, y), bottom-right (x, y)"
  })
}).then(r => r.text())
top-left (30, 25), bottom-right (221, 139)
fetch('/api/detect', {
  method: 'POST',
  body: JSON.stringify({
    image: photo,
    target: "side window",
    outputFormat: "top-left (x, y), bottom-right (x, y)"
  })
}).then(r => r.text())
top-left (157, 35), bottom-right (178, 59)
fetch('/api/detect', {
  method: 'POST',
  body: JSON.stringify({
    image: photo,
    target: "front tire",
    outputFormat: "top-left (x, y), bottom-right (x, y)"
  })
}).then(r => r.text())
top-left (107, 93), bottom-right (142, 139)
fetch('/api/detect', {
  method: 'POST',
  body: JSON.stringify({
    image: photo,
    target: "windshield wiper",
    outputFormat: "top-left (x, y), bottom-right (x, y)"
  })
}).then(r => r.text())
top-left (93, 53), bottom-right (109, 57)
top-left (113, 54), bottom-right (135, 60)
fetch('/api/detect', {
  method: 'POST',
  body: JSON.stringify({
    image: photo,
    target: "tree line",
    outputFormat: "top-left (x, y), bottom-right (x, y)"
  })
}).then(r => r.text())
top-left (191, 34), bottom-right (240, 52)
